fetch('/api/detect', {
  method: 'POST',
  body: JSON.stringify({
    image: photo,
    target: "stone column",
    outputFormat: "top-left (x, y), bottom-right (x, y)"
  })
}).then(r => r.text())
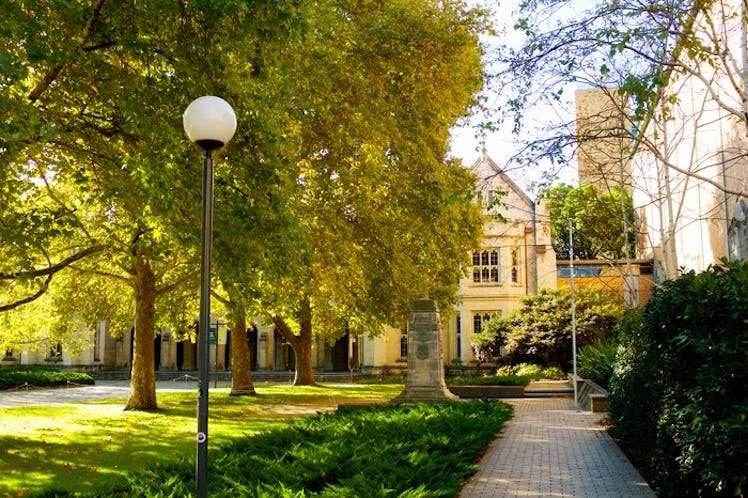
top-left (257, 330), bottom-right (269, 370)
top-left (159, 329), bottom-right (178, 370)
top-left (391, 298), bottom-right (457, 403)
top-left (181, 341), bottom-right (197, 371)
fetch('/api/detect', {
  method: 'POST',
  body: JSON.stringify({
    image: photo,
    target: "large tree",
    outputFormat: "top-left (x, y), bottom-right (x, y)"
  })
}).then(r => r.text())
top-left (0, 1), bottom-right (307, 409)
top-left (543, 183), bottom-right (637, 260)
top-left (1, 0), bottom-right (487, 394)
top-left (252, 0), bottom-right (488, 385)
top-left (211, 167), bottom-right (300, 396)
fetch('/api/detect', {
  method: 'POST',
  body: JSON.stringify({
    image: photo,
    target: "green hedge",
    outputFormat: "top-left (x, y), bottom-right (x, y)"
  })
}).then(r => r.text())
top-left (447, 374), bottom-right (531, 386)
top-left (0, 366), bottom-right (94, 390)
top-left (609, 261), bottom-right (748, 497)
top-left (497, 362), bottom-right (566, 381)
top-left (79, 400), bottom-right (512, 497)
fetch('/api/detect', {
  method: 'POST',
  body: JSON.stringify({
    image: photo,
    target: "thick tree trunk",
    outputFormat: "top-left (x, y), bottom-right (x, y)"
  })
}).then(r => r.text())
top-left (229, 308), bottom-right (256, 396)
top-left (125, 256), bottom-right (158, 411)
top-left (293, 298), bottom-right (315, 386)
top-left (268, 298), bottom-right (316, 386)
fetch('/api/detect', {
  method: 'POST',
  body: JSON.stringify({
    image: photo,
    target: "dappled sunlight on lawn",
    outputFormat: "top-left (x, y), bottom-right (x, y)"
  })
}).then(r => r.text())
top-left (0, 383), bottom-right (402, 495)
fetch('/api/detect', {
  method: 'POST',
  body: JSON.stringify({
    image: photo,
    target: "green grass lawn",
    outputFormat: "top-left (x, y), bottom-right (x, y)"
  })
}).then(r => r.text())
top-left (0, 383), bottom-right (402, 496)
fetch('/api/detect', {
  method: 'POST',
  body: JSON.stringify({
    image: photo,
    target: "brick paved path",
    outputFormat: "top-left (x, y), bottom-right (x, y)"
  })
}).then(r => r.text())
top-left (459, 398), bottom-right (656, 498)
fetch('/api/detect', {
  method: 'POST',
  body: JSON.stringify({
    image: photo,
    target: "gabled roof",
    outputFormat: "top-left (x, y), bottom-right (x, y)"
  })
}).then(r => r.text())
top-left (470, 153), bottom-right (534, 209)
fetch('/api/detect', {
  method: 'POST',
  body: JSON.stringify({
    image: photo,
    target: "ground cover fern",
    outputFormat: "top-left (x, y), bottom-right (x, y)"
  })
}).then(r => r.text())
top-left (92, 400), bottom-right (512, 497)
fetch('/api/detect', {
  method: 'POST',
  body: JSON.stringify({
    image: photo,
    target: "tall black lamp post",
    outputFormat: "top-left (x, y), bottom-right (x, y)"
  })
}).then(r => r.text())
top-left (183, 95), bottom-right (237, 498)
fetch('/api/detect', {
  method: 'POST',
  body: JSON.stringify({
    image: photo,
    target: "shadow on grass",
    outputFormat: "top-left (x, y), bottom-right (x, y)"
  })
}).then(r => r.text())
top-left (0, 384), bottom-right (403, 496)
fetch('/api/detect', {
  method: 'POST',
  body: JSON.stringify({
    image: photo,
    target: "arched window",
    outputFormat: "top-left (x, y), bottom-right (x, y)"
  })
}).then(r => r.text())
top-left (472, 248), bottom-right (501, 284)
top-left (474, 312), bottom-right (499, 335)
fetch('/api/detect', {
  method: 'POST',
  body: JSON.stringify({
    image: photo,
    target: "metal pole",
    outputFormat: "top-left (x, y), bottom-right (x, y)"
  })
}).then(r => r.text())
top-left (569, 220), bottom-right (578, 408)
top-left (214, 320), bottom-right (218, 389)
top-left (196, 148), bottom-right (214, 498)
top-left (213, 320), bottom-right (224, 389)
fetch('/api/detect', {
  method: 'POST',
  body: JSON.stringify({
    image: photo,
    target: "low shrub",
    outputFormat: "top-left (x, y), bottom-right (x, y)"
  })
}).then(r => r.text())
top-left (447, 374), bottom-right (531, 386)
top-left (90, 400), bottom-right (513, 497)
top-left (504, 286), bottom-right (624, 365)
top-left (609, 261), bottom-right (748, 497)
top-left (470, 316), bottom-right (512, 362)
top-left (497, 363), bottom-right (566, 381)
top-left (534, 364), bottom-right (566, 380)
top-left (577, 341), bottom-right (617, 388)
top-left (0, 366), bottom-right (94, 390)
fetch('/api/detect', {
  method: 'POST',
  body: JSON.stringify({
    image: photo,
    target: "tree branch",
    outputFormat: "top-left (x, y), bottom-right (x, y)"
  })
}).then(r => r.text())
top-left (156, 269), bottom-right (199, 296)
top-left (263, 308), bottom-right (301, 349)
top-left (0, 244), bottom-right (106, 280)
top-left (26, 0), bottom-right (108, 103)
top-left (0, 274), bottom-right (52, 312)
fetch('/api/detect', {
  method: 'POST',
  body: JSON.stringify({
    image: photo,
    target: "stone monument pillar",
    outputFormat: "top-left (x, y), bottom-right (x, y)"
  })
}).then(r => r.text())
top-left (391, 298), bottom-right (457, 404)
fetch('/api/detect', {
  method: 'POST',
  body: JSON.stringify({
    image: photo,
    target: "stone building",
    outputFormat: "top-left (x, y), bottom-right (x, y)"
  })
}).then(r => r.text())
top-left (571, 87), bottom-right (654, 306)
top-left (361, 151), bottom-right (556, 371)
top-left (569, 5), bottom-right (748, 295)
top-left (575, 87), bottom-right (633, 196)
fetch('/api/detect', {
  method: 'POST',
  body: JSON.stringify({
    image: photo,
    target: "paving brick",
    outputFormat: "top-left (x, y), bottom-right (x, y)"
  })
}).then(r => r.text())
top-left (459, 398), bottom-right (655, 497)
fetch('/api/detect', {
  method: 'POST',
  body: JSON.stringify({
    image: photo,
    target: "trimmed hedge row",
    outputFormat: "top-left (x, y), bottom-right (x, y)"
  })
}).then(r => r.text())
top-left (447, 374), bottom-right (531, 386)
top-left (609, 260), bottom-right (748, 497)
top-left (0, 366), bottom-right (94, 390)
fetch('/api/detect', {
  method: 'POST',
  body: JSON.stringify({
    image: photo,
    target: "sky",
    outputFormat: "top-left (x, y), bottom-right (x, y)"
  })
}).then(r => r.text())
top-left (447, 0), bottom-right (580, 195)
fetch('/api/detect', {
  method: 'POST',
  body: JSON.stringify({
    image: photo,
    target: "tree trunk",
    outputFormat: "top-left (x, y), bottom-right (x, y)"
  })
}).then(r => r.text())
top-left (293, 323), bottom-right (315, 385)
top-left (293, 298), bottom-right (315, 386)
top-left (229, 307), bottom-right (256, 396)
top-left (125, 256), bottom-right (158, 411)
top-left (268, 298), bottom-right (316, 386)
